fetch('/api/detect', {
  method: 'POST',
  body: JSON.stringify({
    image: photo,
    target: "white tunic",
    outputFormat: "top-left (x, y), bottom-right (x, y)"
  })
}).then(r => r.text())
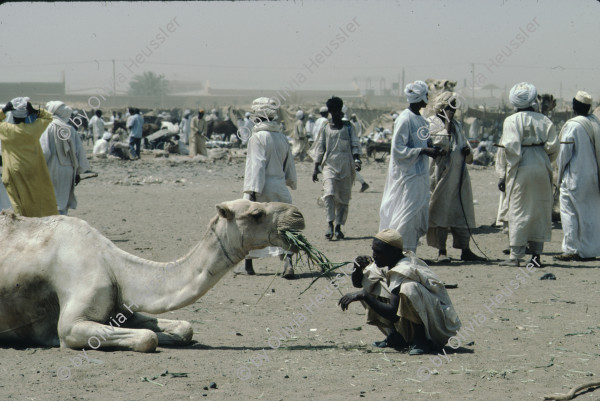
top-left (308, 116), bottom-right (329, 161)
top-left (243, 121), bottom-right (297, 203)
top-left (243, 121), bottom-right (297, 259)
top-left (379, 109), bottom-right (429, 250)
top-left (40, 120), bottom-right (90, 213)
top-left (314, 122), bottom-right (361, 205)
top-left (558, 115), bottom-right (600, 257)
top-left (496, 111), bottom-right (559, 246)
top-left (89, 115), bottom-right (105, 141)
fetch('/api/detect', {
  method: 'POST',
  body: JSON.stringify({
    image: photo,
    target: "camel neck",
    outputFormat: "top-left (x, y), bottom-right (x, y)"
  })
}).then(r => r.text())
top-left (118, 219), bottom-right (246, 314)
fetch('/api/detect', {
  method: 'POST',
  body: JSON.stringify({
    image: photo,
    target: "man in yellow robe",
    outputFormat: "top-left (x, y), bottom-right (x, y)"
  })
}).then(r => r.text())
top-left (0, 97), bottom-right (58, 217)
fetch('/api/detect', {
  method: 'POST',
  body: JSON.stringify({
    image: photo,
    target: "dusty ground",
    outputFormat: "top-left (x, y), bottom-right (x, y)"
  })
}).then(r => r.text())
top-left (1, 148), bottom-right (599, 401)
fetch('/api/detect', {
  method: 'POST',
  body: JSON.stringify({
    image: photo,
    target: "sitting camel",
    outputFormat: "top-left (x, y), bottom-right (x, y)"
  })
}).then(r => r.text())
top-left (0, 199), bottom-right (304, 352)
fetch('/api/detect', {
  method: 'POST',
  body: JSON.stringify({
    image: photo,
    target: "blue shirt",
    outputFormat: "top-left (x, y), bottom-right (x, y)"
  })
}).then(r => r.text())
top-left (127, 114), bottom-right (144, 138)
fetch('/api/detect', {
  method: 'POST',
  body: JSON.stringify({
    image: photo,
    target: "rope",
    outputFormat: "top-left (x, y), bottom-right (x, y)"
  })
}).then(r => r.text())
top-left (459, 152), bottom-right (490, 261)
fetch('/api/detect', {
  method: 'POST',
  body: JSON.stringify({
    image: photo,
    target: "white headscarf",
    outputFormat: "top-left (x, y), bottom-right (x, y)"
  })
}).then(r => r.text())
top-left (102, 132), bottom-right (112, 141)
top-left (11, 97), bottom-right (30, 118)
top-left (296, 110), bottom-right (304, 120)
top-left (432, 91), bottom-right (457, 114)
top-left (509, 82), bottom-right (537, 109)
top-left (251, 97), bottom-right (279, 121)
top-left (46, 101), bottom-right (72, 123)
top-left (404, 81), bottom-right (428, 104)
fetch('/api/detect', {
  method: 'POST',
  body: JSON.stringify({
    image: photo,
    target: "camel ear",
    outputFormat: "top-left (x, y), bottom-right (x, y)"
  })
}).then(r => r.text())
top-left (216, 204), bottom-right (234, 220)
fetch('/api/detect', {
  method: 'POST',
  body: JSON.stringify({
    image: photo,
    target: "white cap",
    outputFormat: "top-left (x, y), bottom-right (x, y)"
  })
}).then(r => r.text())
top-left (575, 91), bottom-right (592, 105)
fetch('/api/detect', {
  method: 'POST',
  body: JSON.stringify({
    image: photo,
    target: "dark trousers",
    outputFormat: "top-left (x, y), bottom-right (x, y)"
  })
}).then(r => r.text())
top-left (129, 137), bottom-right (141, 159)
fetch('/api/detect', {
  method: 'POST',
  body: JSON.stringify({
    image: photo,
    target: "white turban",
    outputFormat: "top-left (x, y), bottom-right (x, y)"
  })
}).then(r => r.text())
top-left (251, 97), bottom-right (279, 120)
top-left (319, 106), bottom-right (328, 113)
top-left (245, 111), bottom-right (251, 117)
top-left (432, 91), bottom-right (457, 114)
top-left (46, 101), bottom-right (72, 123)
top-left (404, 81), bottom-right (428, 104)
top-left (509, 82), bottom-right (537, 109)
top-left (102, 132), bottom-right (112, 141)
top-left (11, 97), bottom-right (30, 118)
top-left (296, 110), bottom-right (304, 119)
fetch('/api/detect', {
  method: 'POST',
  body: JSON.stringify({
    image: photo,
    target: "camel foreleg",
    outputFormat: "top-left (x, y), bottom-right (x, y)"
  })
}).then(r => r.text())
top-left (122, 313), bottom-right (193, 346)
top-left (59, 320), bottom-right (158, 352)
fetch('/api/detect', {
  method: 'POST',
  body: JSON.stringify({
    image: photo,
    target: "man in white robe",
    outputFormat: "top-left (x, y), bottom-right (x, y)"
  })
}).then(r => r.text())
top-left (497, 82), bottom-right (559, 267)
top-left (179, 110), bottom-right (191, 145)
top-left (308, 106), bottom-right (330, 161)
top-left (554, 91), bottom-right (600, 261)
top-left (291, 110), bottom-right (307, 161)
top-left (305, 113), bottom-right (316, 143)
top-left (426, 92), bottom-right (484, 262)
top-left (312, 97), bottom-right (361, 240)
top-left (40, 101), bottom-right (90, 215)
top-left (243, 97), bottom-right (297, 278)
top-left (379, 80), bottom-right (442, 253)
top-left (93, 132), bottom-right (112, 158)
top-left (339, 229), bottom-right (461, 355)
top-left (89, 110), bottom-right (105, 142)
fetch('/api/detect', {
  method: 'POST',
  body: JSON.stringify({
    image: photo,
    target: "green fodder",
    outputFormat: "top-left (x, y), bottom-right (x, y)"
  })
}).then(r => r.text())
top-left (281, 230), bottom-right (351, 294)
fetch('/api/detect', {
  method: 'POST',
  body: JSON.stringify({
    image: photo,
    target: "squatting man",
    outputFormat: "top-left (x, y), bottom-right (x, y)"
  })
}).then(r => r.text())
top-left (338, 229), bottom-right (461, 355)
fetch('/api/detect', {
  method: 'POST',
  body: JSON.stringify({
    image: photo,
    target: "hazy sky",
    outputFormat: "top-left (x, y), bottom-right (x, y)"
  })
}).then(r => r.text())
top-left (1, 0), bottom-right (599, 100)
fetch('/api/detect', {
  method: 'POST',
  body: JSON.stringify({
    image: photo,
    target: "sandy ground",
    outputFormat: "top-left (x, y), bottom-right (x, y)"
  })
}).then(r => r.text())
top-left (1, 148), bottom-right (599, 401)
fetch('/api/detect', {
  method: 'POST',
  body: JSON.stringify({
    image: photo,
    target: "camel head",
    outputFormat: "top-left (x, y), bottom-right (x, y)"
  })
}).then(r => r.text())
top-left (215, 199), bottom-right (305, 254)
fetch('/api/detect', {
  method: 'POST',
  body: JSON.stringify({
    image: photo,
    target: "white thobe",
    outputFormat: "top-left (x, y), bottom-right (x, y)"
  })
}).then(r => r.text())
top-left (291, 119), bottom-right (307, 157)
top-left (496, 111), bottom-right (558, 247)
top-left (89, 115), bottom-right (105, 141)
top-left (243, 121), bottom-right (297, 258)
top-left (40, 120), bottom-right (90, 214)
top-left (93, 139), bottom-right (109, 156)
top-left (305, 120), bottom-right (315, 140)
top-left (557, 115), bottom-right (600, 257)
top-left (314, 122), bottom-right (361, 205)
top-left (308, 116), bottom-right (329, 161)
top-left (379, 109), bottom-right (429, 252)
top-left (180, 117), bottom-right (191, 144)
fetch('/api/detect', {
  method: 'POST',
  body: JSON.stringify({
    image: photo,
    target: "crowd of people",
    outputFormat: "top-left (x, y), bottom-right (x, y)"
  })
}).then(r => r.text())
top-left (1, 79), bottom-right (598, 355)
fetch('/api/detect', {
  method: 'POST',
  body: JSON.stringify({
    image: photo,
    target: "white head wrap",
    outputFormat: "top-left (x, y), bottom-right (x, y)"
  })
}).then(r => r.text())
top-left (575, 91), bottom-right (592, 105)
top-left (432, 91), bottom-right (458, 114)
top-left (46, 101), bottom-right (72, 123)
top-left (102, 132), bottom-right (112, 141)
top-left (251, 97), bottom-right (279, 121)
top-left (11, 97), bottom-right (30, 118)
top-left (509, 82), bottom-right (537, 109)
top-left (296, 110), bottom-right (304, 120)
top-left (319, 106), bottom-right (328, 113)
top-left (245, 111), bottom-right (251, 118)
top-left (404, 81), bottom-right (428, 104)
top-left (392, 112), bottom-right (399, 119)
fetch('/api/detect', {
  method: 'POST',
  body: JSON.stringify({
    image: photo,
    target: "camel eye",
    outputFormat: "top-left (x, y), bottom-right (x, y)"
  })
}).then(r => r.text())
top-left (251, 210), bottom-right (265, 220)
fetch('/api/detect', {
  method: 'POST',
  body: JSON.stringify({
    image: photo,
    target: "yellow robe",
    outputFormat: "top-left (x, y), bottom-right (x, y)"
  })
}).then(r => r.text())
top-left (0, 109), bottom-right (58, 217)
